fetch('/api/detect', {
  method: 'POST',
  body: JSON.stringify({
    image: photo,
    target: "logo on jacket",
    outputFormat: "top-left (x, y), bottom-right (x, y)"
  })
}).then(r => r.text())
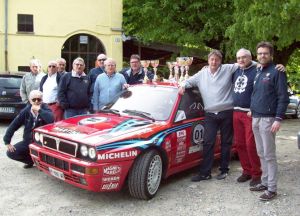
top-left (234, 75), bottom-right (248, 93)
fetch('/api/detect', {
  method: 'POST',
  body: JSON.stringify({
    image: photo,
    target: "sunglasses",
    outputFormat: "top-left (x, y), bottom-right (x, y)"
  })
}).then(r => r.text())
top-left (48, 65), bottom-right (56, 68)
top-left (97, 59), bottom-right (106, 61)
top-left (32, 98), bottom-right (42, 102)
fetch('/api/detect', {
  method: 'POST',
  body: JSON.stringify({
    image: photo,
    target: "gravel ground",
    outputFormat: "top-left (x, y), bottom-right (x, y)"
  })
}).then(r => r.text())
top-left (0, 118), bottom-right (299, 216)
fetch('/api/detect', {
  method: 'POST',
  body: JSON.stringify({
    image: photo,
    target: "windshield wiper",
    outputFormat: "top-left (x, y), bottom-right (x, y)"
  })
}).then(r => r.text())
top-left (98, 108), bottom-right (120, 116)
top-left (122, 109), bottom-right (155, 122)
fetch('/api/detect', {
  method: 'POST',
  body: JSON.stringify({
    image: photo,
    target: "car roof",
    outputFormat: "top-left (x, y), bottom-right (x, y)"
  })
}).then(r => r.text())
top-left (0, 72), bottom-right (26, 78)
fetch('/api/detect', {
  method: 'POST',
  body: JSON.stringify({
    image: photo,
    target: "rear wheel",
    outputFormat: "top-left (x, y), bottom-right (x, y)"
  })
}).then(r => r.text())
top-left (128, 149), bottom-right (162, 200)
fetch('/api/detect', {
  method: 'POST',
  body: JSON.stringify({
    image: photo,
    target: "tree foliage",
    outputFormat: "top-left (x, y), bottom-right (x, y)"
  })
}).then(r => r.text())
top-left (123, 0), bottom-right (300, 88)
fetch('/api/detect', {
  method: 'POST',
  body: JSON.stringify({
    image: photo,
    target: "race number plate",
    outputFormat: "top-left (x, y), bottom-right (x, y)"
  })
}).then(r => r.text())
top-left (49, 167), bottom-right (65, 180)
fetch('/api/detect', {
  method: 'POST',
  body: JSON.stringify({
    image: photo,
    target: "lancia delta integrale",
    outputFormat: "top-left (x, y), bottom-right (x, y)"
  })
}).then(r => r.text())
top-left (29, 83), bottom-right (228, 199)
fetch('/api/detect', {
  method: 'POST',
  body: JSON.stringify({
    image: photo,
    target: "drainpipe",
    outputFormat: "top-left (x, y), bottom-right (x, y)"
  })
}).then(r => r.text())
top-left (4, 0), bottom-right (8, 73)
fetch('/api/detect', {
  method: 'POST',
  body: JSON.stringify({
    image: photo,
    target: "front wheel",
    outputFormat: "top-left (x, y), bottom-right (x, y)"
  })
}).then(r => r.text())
top-left (128, 149), bottom-right (162, 200)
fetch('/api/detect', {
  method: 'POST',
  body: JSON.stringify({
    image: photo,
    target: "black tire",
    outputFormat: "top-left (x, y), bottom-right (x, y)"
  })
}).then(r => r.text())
top-left (128, 149), bottom-right (162, 200)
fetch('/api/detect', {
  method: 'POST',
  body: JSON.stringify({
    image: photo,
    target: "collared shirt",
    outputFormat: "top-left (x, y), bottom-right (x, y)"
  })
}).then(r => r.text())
top-left (42, 73), bottom-right (58, 103)
top-left (71, 70), bottom-right (86, 78)
top-left (20, 72), bottom-right (45, 103)
top-left (93, 72), bottom-right (126, 110)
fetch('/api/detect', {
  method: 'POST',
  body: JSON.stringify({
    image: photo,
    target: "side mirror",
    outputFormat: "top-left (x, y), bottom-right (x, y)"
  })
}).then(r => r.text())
top-left (174, 110), bottom-right (186, 123)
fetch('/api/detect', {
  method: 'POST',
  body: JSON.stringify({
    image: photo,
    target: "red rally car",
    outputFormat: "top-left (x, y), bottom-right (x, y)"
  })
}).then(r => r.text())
top-left (29, 83), bottom-right (226, 200)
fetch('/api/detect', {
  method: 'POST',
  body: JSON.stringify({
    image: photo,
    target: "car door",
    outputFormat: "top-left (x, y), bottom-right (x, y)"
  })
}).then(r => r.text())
top-left (169, 87), bottom-right (205, 168)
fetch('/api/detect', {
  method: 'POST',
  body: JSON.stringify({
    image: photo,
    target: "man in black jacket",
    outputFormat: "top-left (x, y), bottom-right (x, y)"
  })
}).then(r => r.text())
top-left (250, 41), bottom-right (289, 201)
top-left (3, 90), bottom-right (54, 168)
top-left (58, 57), bottom-right (90, 118)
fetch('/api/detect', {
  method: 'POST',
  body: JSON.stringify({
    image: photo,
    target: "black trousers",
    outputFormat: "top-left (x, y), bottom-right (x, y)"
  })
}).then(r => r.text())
top-left (6, 141), bottom-right (33, 165)
top-left (200, 110), bottom-right (233, 176)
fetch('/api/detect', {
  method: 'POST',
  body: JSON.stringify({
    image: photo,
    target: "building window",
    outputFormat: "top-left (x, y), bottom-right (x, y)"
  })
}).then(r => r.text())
top-left (18, 14), bottom-right (34, 32)
top-left (18, 66), bottom-right (30, 72)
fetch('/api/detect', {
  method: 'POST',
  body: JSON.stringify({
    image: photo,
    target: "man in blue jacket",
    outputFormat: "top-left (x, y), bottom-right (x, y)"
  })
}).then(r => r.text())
top-left (250, 41), bottom-right (289, 201)
top-left (3, 90), bottom-right (54, 168)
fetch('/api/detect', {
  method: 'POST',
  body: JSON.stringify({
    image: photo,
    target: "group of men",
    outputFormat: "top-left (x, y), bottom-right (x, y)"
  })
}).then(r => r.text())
top-left (3, 54), bottom-right (153, 169)
top-left (180, 41), bottom-right (289, 201)
top-left (4, 41), bottom-right (288, 202)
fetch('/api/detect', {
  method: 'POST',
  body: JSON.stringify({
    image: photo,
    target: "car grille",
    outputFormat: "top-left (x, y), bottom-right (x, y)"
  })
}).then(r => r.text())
top-left (40, 153), bottom-right (69, 171)
top-left (42, 134), bottom-right (78, 157)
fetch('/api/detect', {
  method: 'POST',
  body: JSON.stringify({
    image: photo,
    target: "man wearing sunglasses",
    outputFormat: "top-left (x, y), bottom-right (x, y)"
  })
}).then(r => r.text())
top-left (3, 90), bottom-right (54, 169)
top-left (40, 60), bottom-right (64, 121)
top-left (88, 53), bottom-right (107, 113)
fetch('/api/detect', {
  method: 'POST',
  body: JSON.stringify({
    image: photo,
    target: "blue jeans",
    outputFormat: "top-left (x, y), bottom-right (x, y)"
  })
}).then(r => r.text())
top-left (200, 110), bottom-right (233, 176)
top-left (6, 141), bottom-right (33, 165)
top-left (64, 108), bottom-right (88, 119)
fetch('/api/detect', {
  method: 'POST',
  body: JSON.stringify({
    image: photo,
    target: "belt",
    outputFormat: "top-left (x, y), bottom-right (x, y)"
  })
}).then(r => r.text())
top-left (47, 102), bottom-right (56, 106)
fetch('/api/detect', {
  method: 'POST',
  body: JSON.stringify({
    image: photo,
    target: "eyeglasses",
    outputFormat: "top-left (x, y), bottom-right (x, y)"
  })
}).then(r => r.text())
top-left (32, 98), bottom-right (42, 102)
top-left (48, 65), bottom-right (56, 68)
top-left (75, 63), bottom-right (84, 66)
top-left (106, 64), bottom-right (116, 67)
top-left (257, 52), bottom-right (270, 56)
top-left (130, 61), bottom-right (139, 64)
top-left (97, 59), bottom-right (106, 61)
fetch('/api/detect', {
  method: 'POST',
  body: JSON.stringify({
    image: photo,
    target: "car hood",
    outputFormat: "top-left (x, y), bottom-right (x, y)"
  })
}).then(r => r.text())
top-left (36, 114), bottom-right (168, 146)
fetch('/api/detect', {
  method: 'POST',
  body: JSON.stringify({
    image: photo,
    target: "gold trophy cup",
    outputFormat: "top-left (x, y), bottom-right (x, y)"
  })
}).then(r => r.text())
top-left (140, 60), bottom-right (151, 83)
top-left (150, 60), bottom-right (159, 82)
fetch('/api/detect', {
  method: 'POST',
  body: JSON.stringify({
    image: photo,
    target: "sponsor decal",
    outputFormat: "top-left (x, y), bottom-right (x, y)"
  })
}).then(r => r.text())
top-left (164, 140), bottom-right (171, 152)
top-left (103, 165), bottom-right (121, 175)
top-left (98, 150), bottom-right (138, 160)
top-left (176, 130), bottom-right (186, 138)
top-left (53, 126), bottom-right (81, 134)
top-left (78, 117), bottom-right (108, 125)
top-left (101, 182), bottom-right (119, 190)
top-left (102, 176), bottom-right (120, 183)
top-left (188, 144), bottom-right (202, 154)
top-left (175, 140), bottom-right (186, 163)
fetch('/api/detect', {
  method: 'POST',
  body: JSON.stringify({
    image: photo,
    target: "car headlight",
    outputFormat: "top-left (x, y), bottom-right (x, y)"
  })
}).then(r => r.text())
top-left (88, 147), bottom-right (96, 159)
top-left (80, 145), bottom-right (88, 157)
top-left (39, 133), bottom-right (44, 144)
top-left (34, 132), bottom-right (40, 142)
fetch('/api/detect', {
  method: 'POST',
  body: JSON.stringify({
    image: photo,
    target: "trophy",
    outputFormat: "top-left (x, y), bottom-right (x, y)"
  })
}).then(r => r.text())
top-left (166, 61), bottom-right (174, 80)
top-left (140, 60), bottom-right (150, 83)
top-left (150, 60), bottom-right (159, 82)
top-left (176, 57), bottom-right (186, 83)
top-left (184, 57), bottom-right (193, 80)
top-left (173, 62), bottom-right (179, 82)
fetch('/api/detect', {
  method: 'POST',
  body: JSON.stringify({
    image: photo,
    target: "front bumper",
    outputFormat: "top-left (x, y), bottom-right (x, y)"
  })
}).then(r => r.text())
top-left (29, 144), bottom-right (133, 192)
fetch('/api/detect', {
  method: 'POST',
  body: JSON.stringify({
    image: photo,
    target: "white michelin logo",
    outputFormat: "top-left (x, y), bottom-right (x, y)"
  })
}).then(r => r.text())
top-left (234, 75), bottom-right (248, 93)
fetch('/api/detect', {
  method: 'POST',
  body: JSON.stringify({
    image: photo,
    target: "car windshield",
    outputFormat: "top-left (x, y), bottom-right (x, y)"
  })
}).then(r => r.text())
top-left (110, 85), bottom-right (178, 121)
top-left (0, 77), bottom-right (22, 89)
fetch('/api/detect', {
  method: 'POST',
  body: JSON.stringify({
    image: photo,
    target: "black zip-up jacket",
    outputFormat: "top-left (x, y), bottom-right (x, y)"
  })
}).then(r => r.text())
top-left (3, 104), bottom-right (54, 145)
top-left (250, 63), bottom-right (289, 120)
top-left (57, 72), bottom-right (90, 109)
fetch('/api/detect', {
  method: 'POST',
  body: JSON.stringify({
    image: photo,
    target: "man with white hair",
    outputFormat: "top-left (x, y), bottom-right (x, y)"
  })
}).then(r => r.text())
top-left (40, 60), bottom-right (64, 121)
top-left (88, 53), bottom-right (107, 113)
top-left (233, 48), bottom-right (262, 186)
top-left (3, 90), bottom-right (54, 168)
top-left (58, 57), bottom-right (90, 118)
top-left (20, 59), bottom-right (45, 103)
top-left (93, 58), bottom-right (128, 112)
top-left (56, 58), bottom-right (67, 76)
